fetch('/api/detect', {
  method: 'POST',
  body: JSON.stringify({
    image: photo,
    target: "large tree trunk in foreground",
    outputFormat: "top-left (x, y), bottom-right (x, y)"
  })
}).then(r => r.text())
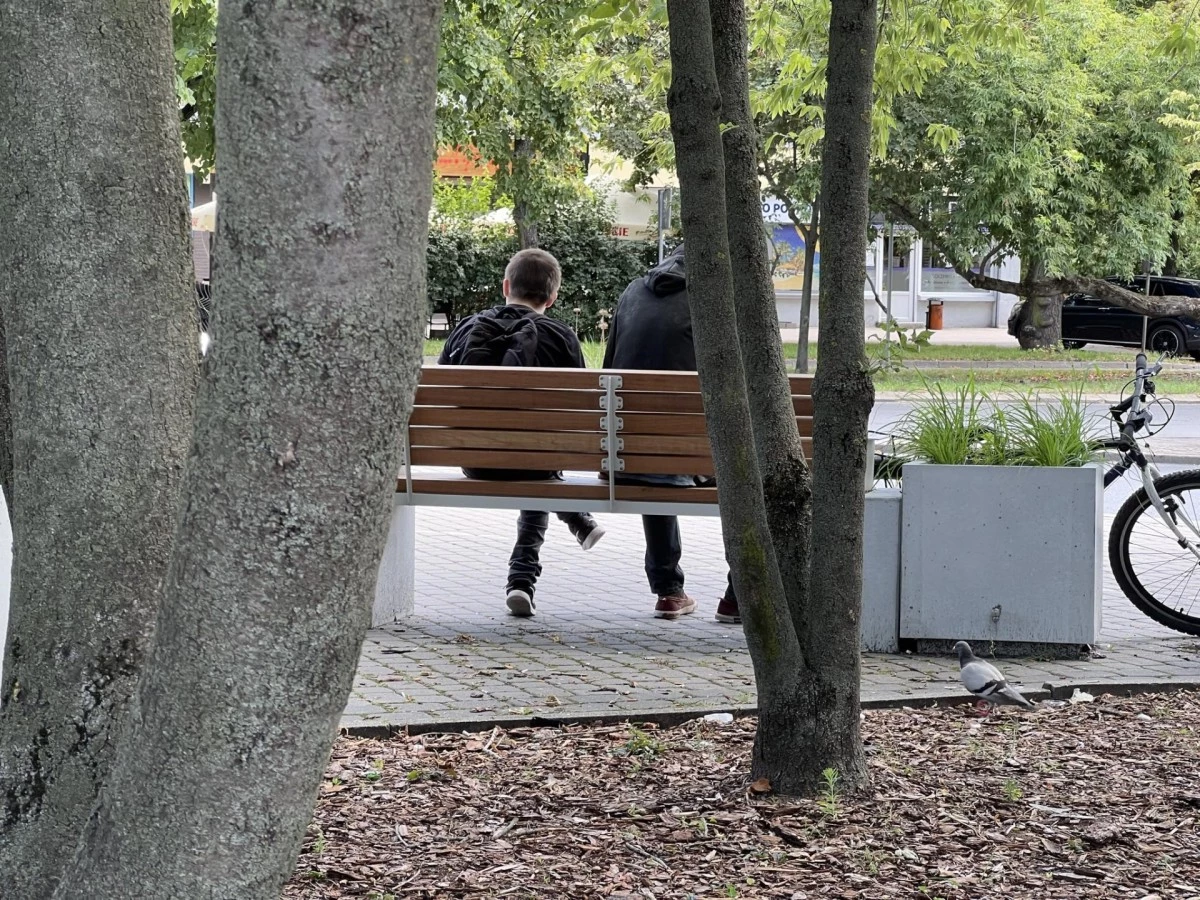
top-left (803, 0), bottom-right (877, 790)
top-left (0, 2), bottom-right (198, 894)
top-left (710, 0), bottom-right (812, 641)
top-left (1014, 258), bottom-right (1062, 349)
top-left (55, 2), bottom-right (442, 897)
top-left (666, 0), bottom-right (807, 791)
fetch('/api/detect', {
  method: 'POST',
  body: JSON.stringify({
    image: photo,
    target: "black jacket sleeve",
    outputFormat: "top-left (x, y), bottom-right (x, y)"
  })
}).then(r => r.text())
top-left (602, 302), bottom-right (619, 368)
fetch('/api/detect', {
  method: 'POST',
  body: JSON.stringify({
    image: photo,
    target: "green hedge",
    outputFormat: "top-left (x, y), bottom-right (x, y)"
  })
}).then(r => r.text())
top-left (426, 191), bottom-right (659, 339)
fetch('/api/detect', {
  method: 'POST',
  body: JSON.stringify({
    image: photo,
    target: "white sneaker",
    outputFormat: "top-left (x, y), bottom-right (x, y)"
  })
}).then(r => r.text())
top-left (506, 588), bottom-right (536, 617)
top-left (578, 523), bottom-right (606, 551)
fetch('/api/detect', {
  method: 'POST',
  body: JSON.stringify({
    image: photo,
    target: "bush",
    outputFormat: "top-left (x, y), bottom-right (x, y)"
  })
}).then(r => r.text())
top-left (425, 185), bottom-right (657, 338)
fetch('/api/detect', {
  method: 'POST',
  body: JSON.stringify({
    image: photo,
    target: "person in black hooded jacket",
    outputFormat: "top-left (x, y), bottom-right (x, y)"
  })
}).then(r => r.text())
top-left (440, 249), bottom-right (605, 618)
top-left (603, 244), bottom-right (739, 624)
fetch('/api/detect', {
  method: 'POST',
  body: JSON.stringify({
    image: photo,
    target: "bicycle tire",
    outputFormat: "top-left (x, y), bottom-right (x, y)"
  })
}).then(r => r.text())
top-left (1110, 468), bottom-right (1200, 636)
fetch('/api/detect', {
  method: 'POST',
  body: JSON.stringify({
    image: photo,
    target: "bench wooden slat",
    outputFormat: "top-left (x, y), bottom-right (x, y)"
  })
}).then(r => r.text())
top-left (409, 448), bottom-right (603, 471)
top-left (402, 476), bottom-right (611, 502)
top-left (622, 455), bottom-right (715, 477)
top-left (619, 391), bottom-right (813, 416)
top-left (410, 408), bottom-right (602, 432)
top-left (410, 428), bottom-right (602, 453)
top-left (619, 412), bottom-right (814, 437)
top-left (615, 371), bottom-right (815, 393)
top-left (415, 386), bottom-right (601, 412)
top-left (418, 366), bottom-right (603, 389)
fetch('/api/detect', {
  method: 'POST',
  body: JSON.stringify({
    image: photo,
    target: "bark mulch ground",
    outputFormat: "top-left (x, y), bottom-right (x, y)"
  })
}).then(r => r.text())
top-left (286, 691), bottom-right (1200, 899)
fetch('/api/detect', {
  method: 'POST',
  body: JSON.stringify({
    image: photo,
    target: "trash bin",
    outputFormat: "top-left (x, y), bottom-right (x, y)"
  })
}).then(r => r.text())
top-left (926, 298), bottom-right (944, 330)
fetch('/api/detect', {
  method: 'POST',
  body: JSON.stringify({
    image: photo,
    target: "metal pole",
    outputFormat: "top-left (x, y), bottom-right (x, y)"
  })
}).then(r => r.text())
top-left (1142, 268), bottom-right (1152, 352)
top-left (657, 188), bottom-right (671, 264)
top-left (885, 221), bottom-right (895, 366)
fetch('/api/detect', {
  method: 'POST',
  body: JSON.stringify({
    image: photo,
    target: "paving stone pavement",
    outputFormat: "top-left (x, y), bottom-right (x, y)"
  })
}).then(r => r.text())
top-left (344, 507), bottom-right (1200, 733)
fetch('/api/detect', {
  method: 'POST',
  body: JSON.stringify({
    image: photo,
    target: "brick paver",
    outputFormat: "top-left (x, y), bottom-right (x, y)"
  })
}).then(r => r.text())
top-left (344, 507), bottom-right (1200, 733)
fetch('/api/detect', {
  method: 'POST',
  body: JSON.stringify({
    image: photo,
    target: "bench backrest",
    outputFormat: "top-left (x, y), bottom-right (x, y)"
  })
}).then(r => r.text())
top-left (408, 366), bottom-right (814, 480)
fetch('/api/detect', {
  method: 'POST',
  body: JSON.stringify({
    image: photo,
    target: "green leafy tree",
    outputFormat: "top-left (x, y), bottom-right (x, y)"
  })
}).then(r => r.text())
top-left (877, 0), bottom-right (1200, 346)
top-left (172, 0), bottom-right (218, 172)
top-left (438, 0), bottom-right (598, 247)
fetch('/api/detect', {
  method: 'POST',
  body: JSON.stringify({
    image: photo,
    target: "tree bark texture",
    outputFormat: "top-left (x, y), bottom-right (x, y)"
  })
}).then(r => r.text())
top-left (710, 0), bottom-right (812, 642)
top-left (0, 2), bottom-right (198, 895)
top-left (804, 0), bottom-right (878, 791)
top-left (0, 313), bottom-right (14, 519)
top-left (666, 0), bottom-right (805, 735)
top-left (513, 137), bottom-right (539, 249)
top-left (54, 2), bottom-right (442, 898)
top-left (1014, 258), bottom-right (1062, 349)
top-left (797, 196), bottom-right (820, 374)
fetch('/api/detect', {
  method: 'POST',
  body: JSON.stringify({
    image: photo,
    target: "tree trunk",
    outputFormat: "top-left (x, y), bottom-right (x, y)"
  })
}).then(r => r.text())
top-left (665, 0), bottom-right (806, 785)
top-left (512, 137), bottom-right (539, 249)
top-left (54, 2), bottom-right (442, 897)
top-left (0, 313), bottom-right (14, 519)
top-left (710, 0), bottom-right (812, 641)
top-left (804, 0), bottom-right (877, 791)
top-left (1014, 258), bottom-right (1062, 349)
top-left (0, 2), bottom-right (198, 895)
top-left (797, 195), bottom-right (820, 374)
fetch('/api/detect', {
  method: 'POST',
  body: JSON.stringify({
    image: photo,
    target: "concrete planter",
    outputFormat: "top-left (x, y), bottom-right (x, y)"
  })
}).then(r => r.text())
top-left (899, 461), bottom-right (1103, 645)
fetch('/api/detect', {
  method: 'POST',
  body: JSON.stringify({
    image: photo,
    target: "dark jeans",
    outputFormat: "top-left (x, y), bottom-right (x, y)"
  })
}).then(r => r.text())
top-left (507, 510), bottom-right (595, 594)
top-left (643, 514), bottom-right (737, 603)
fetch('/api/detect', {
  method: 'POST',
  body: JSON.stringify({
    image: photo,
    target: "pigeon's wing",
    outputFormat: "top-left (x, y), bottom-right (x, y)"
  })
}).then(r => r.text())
top-left (959, 658), bottom-right (1005, 694)
top-left (991, 682), bottom-right (1036, 709)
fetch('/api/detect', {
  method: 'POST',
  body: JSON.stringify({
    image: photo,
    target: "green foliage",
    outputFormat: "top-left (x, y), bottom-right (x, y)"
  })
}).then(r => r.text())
top-left (897, 380), bottom-right (1103, 466)
top-left (171, 0), bottom-right (217, 172)
top-left (879, 0), bottom-right (1200, 281)
top-left (432, 177), bottom-right (498, 223)
top-left (425, 186), bottom-right (655, 337)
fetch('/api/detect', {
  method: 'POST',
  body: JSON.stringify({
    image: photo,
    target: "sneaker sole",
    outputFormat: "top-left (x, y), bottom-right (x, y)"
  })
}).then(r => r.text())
top-left (714, 612), bottom-right (741, 624)
top-left (654, 601), bottom-right (696, 620)
top-left (506, 590), bottom-right (535, 617)
top-left (579, 526), bottom-right (606, 551)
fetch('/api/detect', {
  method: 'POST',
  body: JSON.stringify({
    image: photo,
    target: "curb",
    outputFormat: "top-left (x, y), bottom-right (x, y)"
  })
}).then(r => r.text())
top-left (340, 677), bottom-right (1200, 738)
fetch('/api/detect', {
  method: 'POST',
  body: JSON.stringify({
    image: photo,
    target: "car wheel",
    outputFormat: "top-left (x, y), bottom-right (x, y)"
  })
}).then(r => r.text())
top-left (1149, 323), bottom-right (1187, 357)
top-left (1062, 339), bottom-right (1086, 350)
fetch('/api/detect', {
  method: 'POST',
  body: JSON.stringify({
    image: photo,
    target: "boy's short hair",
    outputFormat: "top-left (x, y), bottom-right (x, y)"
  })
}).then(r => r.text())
top-left (505, 249), bottom-right (562, 305)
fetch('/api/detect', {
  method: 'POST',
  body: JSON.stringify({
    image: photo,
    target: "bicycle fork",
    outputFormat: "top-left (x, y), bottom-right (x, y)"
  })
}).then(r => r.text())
top-left (1141, 465), bottom-right (1200, 562)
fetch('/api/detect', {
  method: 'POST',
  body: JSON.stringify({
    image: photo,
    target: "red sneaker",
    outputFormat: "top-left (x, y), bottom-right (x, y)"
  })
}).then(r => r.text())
top-left (714, 596), bottom-right (740, 624)
top-left (654, 593), bottom-right (696, 620)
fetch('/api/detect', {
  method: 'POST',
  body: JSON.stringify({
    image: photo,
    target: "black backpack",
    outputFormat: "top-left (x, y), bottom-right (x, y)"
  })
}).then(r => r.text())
top-left (454, 309), bottom-right (540, 366)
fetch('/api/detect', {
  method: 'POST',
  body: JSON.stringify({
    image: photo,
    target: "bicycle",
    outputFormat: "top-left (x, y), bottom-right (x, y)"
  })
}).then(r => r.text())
top-left (1105, 352), bottom-right (1200, 636)
top-left (872, 352), bottom-right (1200, 636)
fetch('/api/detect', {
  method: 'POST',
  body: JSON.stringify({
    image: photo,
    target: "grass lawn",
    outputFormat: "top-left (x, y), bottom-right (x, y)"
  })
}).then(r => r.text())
top-left (424, 339), bottom-right (1147, 366)
top-left (873, 367), bottom-right (1200, 397)
top-left (286, 691), bottom-right (1200, 898)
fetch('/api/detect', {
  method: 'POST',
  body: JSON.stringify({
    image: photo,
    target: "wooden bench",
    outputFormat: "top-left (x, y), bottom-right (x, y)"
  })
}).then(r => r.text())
top-left (396, 365), bottom-right (815, 517)
top-left (373, 364), bottom-right (899, 650)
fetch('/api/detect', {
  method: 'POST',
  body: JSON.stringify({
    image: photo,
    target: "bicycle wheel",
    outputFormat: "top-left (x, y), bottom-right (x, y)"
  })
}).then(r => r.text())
top-left (1110, 468), bottom-right (1200, 636)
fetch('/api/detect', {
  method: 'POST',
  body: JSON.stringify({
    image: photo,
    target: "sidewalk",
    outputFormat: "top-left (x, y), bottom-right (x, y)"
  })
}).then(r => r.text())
top-left (344, 507), bottom-right (1200, 734)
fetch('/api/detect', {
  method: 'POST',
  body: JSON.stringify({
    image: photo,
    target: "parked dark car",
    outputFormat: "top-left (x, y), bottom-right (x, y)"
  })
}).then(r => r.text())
top-left (1007, 275), bottom-right (1200, 359)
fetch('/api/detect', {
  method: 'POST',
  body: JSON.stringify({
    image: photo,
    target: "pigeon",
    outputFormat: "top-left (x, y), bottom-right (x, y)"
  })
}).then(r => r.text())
top-left (954, 641), bottom-right (1036, 715)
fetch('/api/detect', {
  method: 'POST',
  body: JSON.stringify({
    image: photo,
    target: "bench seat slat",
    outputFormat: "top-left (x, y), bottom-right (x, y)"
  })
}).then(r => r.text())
top-left (415, 386), bottom-right (602, 412)
top-left (397, 472), bottom-right (721, 505)
top-left (619, 412), bottom-right (814, 437)
top-left (619, 391), bottom-right (813, 416)
top-left (410, 408), bottom-right (602, 431)
top-left (410, 428), bottom-right (602, 453)
top-left (418, 366), bottom-right (604, 390)
top-left (409, 448), bottom-right (603, 471)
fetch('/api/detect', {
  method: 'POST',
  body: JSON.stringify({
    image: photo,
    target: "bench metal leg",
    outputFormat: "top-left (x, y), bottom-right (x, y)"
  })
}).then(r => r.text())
top-left (373, 497), bottom-right (415, 626)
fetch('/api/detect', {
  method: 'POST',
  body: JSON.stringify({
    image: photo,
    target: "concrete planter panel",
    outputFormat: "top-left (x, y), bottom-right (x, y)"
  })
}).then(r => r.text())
top-left (899, 462), bottom-right (1103, 645)
top-left (861, 489), bottom-right (901, 653)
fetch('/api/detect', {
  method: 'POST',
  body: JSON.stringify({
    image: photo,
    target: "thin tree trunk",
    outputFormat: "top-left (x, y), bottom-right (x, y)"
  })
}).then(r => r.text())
top-left (1014, 258), bottom-right (1062, 349)
top-left (797, 196), bottom-right (820, 374)
top-left (710, 0), bottom-right (812, 642)
top-left (804, 0), bottom-right (878, 791)
top-left (0, 2), bottom-right (198, 894)
top-left (665, 0), bottom-right (804, 756)
top-left (55, 2), bottom-right (442, 897)
top-left (513, 137), bottom-right (539, 249)
top-left (0, 313), bottom-right (13, 519)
